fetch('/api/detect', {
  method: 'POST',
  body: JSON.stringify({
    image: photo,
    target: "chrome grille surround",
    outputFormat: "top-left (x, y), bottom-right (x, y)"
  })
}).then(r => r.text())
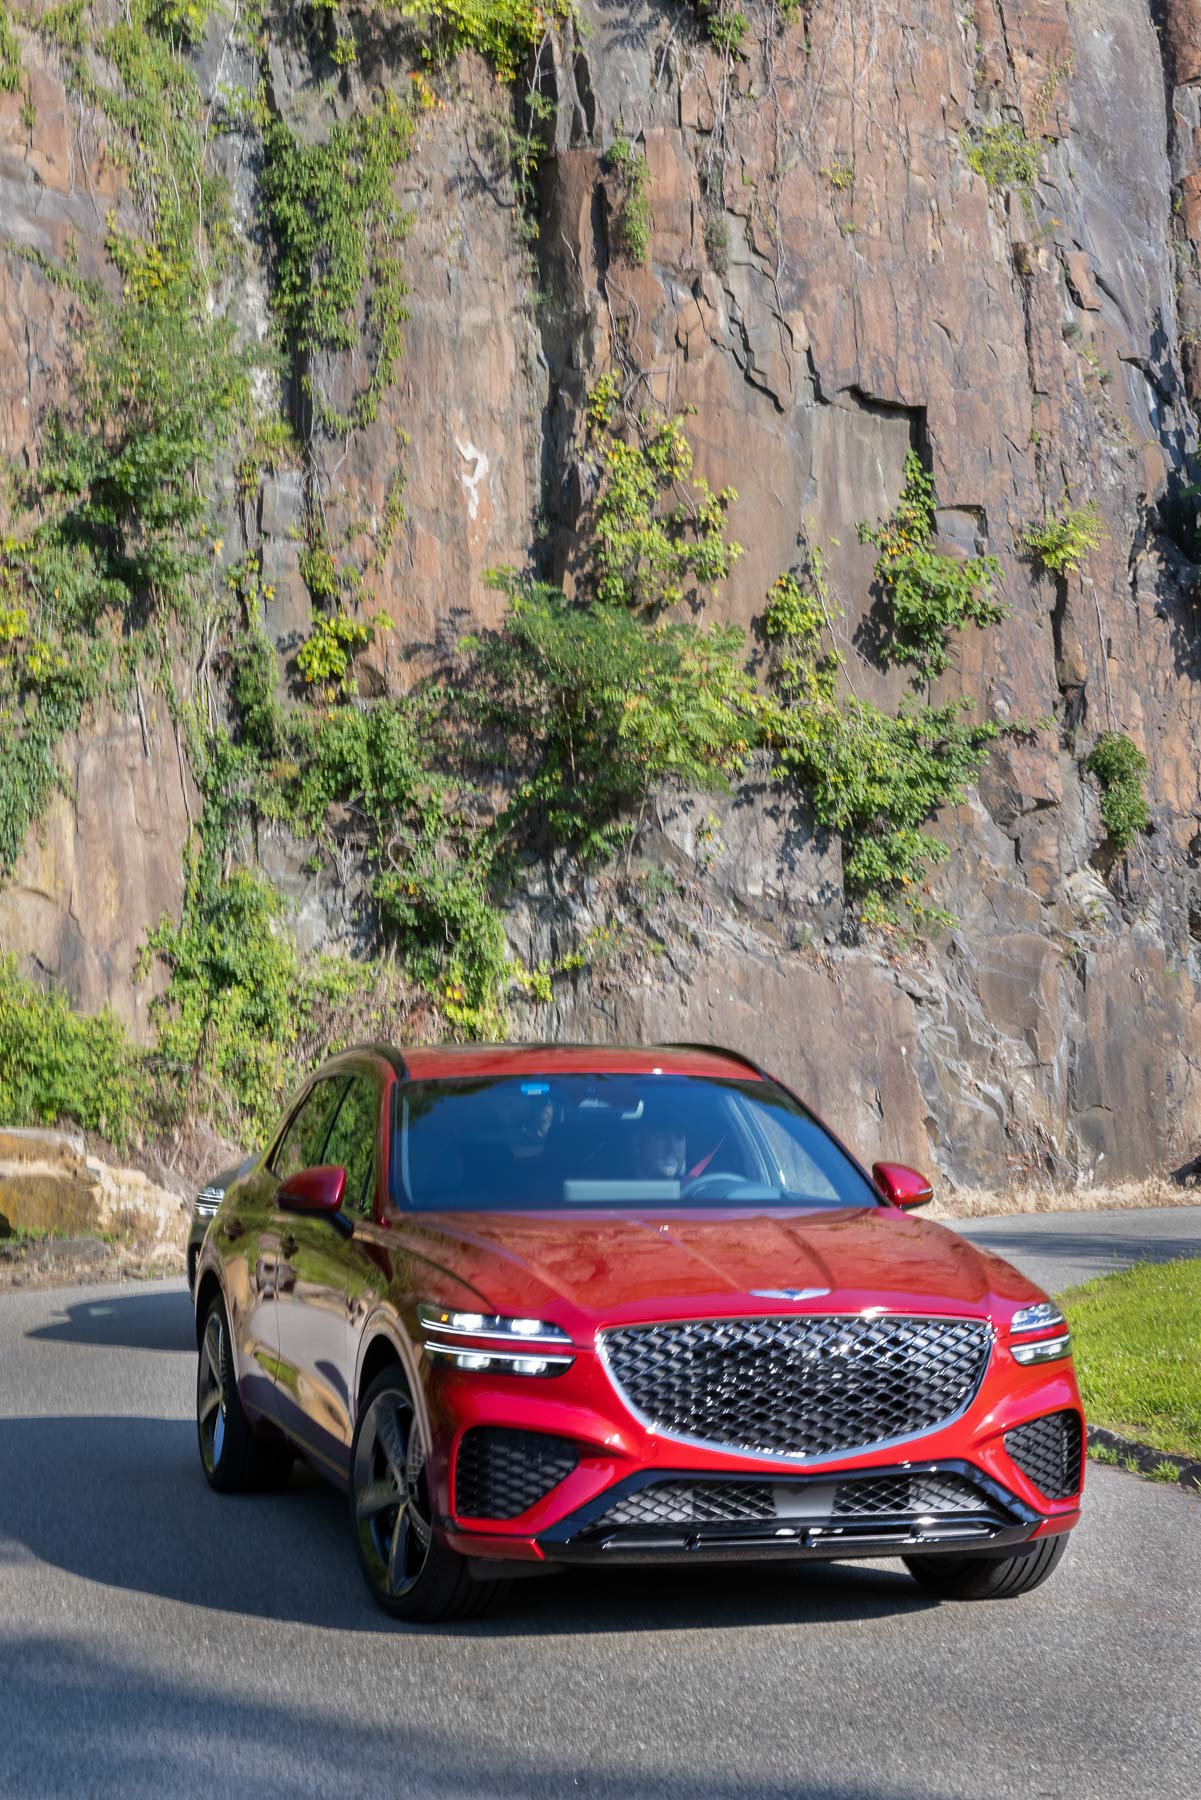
top-left (599, 1313), bottom-right (994, 1463)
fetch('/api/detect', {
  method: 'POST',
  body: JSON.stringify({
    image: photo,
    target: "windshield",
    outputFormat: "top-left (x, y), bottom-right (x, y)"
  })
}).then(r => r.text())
top-left (394, 1074), bottom-right (880, 1212)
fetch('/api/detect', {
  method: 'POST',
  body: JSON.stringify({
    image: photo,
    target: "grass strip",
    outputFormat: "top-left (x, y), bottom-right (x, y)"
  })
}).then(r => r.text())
top-left (1057, 1258), bottom-right (1201, 1462)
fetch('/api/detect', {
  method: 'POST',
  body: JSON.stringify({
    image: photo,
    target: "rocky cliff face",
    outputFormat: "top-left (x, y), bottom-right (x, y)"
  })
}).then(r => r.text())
top-left (4, 0), bottom-right (1201, 1187)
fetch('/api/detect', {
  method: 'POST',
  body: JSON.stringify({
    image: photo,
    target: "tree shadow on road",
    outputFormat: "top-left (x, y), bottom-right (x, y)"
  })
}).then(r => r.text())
top-left (0, 1631), bottom-right (960, 1800)
top-left (0, 1414), bottom-right (937, 1635)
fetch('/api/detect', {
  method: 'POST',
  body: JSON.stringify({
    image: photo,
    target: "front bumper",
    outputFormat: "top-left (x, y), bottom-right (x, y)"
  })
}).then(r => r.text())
top-left (533, 1459), bottom-right (1064, 1566)
top-left (422, 1332), bottom-right (1085, 1569)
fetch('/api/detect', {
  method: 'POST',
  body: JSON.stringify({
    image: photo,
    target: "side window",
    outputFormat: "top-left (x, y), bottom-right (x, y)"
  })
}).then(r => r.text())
top-left (272, 1078), bottom-right (349, 1182)
top-left (322, 1075), bottom-right (379, 1218)
top-left (750, 1102), bottom-right (841, 1203)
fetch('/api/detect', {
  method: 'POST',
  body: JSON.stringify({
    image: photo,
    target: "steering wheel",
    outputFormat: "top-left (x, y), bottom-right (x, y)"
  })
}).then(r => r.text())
top-left (680, 1171), bottom-right (741, 1199)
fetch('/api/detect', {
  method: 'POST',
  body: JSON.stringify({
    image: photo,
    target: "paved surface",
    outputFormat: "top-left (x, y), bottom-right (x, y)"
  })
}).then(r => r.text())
top-left (1, 1222), bottom-right (1199, 1800)
top-left (952, 1202), bottom-right (1201, 1296)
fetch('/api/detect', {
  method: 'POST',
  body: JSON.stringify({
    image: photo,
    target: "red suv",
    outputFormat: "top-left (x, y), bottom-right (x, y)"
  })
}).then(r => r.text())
top-left (193, 1043), bottom-right (1084, 1621)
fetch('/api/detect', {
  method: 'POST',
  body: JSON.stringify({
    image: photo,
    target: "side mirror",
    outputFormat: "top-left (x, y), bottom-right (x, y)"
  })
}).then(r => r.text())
top-left (872, 1161), bottom-right (933, 1210)
top-left (277, 1165), bottom-right (346, 1217)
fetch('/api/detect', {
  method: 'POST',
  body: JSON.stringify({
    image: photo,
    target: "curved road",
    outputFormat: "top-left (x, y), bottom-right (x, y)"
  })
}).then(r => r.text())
top-left (0, 1211), bottom-right (1198, 1800)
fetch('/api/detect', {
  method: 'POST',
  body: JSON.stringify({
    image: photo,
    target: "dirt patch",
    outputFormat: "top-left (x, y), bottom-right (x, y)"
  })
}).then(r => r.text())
top-left (0, 1230), bottom-right (185, 1291)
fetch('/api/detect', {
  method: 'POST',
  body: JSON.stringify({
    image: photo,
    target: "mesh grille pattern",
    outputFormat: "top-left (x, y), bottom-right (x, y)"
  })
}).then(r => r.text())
top-left (601, 1315), bottom-right (993, 1459)
top-left (454, 1428), bottom-right (579, 1520)
top-left (593, 1482), bottom-right (777, 1530)
top-left (833, 1473), bottom-right (990, 1517)
top-left (1004, 1411), bottom-right (1083, 1500)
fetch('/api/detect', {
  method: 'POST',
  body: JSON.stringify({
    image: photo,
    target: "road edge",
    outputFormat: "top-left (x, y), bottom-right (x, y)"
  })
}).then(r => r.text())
top-left (1087, 1424), bottom-right (1201, 1497)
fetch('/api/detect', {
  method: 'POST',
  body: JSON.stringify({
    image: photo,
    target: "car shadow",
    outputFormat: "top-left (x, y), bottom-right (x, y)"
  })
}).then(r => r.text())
top-left (0, 1413), bottom-right (938, 1635)
top-left (24, 1288), bottom-right (195, 1355)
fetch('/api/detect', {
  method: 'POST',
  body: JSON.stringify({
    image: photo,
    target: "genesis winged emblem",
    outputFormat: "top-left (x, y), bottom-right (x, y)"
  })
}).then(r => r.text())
top-left (749, 1287), bottom-right (832, 1301)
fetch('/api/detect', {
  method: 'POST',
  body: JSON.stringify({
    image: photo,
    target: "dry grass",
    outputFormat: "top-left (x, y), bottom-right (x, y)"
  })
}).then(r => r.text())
top-left (926, 1176), bottom-right (1195, 1223)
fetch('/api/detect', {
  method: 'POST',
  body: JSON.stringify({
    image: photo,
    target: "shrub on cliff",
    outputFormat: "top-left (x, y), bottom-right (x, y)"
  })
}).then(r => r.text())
top-left (467, 575), bottom-right (758, 864)
top-left (857, 451), bottom-right (1005, 684)
top-left (0, 957), bottom-right (150, 1147)
top-left (1084, 732), bottom-right (1150, 854)
top-left (1021, 501), bottom-right (1106, 577)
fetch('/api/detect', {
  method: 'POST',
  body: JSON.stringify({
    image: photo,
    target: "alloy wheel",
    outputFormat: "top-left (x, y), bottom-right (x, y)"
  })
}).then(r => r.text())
top-left (197, 1310), bottom-right (228, 1474)
top-left (353, 1389), bottom-right (433, 1600)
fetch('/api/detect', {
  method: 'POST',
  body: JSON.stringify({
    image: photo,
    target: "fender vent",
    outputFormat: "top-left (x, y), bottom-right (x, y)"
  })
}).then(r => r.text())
top-left (1004, 1411), bottom-right (1083, 1500)
top-left (454, 1427), bottom-right (578, 1520)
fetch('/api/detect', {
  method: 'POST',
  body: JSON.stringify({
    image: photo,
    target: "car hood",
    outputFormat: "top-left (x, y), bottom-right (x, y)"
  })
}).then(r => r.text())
top-left (405, 1205), bottom-right (1045, 1327)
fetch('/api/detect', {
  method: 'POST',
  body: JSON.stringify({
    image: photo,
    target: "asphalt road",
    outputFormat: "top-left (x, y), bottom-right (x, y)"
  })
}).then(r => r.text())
top-left (1, 1211), bottom-right (1198, 1800)
top-left (953, 1202), bottom-right (1201, 1295)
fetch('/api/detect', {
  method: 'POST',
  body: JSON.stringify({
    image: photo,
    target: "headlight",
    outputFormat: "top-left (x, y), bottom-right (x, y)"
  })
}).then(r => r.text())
top-left (194, 1185), bottom-right (225, 1218)
top-left (1008, 1302), bottom-right (1071, 1364)
top-left (418, 1304), bottom-right (574, 1375)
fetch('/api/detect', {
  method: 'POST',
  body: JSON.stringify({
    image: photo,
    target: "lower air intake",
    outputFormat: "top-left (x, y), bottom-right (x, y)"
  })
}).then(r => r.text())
top-left (591, 1482), bottom-right (777, 1531)
top-left (1004, 1410), bottom-right (1083, 1500)
top-left (454, 1427), bottom-right (578, 1520)
top-left (833, 1472), bottom-right (992, 1517)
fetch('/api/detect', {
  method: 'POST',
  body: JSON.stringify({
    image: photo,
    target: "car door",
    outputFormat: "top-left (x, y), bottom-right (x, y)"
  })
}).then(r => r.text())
top-left (271, 1070), bottom-right (377, 1479)
top-left (207, 1155), bottom-right (285, 1426)
top-left (268, 1074), bottom-right (350, 1471)
top-left (320, 1069), bottom-right (384, 1422)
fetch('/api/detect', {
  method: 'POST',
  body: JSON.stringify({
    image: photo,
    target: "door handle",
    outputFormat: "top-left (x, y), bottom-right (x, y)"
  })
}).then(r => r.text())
top-left (224, 1219), bottom-right (246, 1243)
top-left (280, 1234), bottom-right (299, 1258)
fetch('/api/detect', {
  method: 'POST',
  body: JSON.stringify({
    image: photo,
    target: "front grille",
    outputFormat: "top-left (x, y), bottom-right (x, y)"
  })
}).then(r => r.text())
top-left (592, 1482), bottom-right (777, 1531)
top-left (1004, 1411), bottom-right (1083, 1500)
top-left (832, 1472), bottom-right (990, 1517)
top-left (454, 1428), bottom-right (579, 1520)
top-left (601, 1315), bottom-right (993, 1460)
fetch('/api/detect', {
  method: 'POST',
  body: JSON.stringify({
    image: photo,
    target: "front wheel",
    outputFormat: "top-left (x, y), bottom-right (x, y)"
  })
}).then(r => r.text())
top-left (903, 1533), bottom-right (1069, 1600)
top-left (350, 1368), bottom-right (498, 1623)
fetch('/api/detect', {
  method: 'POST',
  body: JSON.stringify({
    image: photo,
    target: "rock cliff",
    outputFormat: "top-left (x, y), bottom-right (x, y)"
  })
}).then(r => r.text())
top-left (3, 0), bottom-right (1201, 1187)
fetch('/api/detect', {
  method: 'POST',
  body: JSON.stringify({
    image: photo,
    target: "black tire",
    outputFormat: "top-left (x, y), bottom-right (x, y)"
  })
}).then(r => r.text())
top-left (903, 1533), bottom-right (1069, 1600)
top-left (350, 1366), bottom-right (500, 1623)
top-left (196, 1293), bottom-right (292, 1494)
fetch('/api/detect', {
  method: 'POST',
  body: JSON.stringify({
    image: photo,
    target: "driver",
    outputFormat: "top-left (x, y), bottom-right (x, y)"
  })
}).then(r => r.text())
top-left (639, 1124), bottom-right (687, 1181)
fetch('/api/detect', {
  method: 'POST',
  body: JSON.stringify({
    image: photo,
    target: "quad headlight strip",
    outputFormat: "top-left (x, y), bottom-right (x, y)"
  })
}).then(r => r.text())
top-left (194, 1185), bottom-right (225, 1218)
top-left (1008, 1302), bottom-right (1072, 1365)
top-left (418, 1305), bottom-right (576, 1377)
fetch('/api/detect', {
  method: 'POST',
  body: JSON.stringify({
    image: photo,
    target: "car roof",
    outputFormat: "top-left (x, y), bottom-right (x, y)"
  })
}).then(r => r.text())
top-left (325, 1042), bottom-right (766, 1083)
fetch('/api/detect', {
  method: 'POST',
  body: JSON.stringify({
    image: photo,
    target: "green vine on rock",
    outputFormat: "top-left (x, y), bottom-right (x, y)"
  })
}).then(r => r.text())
top-left (261, 90), bottom-right (416, 437)
top-left (606, 136), bottom-right (652, 264)
top-left (760, 535), bottom-right (1023, 930)
top-left (857, 450), bottom-right (1005, 684)
top-left (0, 1), bottom-right (22, 92)
top-left (586, 375), bottom-right (743, 612)
top-left (396, 0), bottom-right (576, 85)
top-left (0, 0), bottom-right (251, 879)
